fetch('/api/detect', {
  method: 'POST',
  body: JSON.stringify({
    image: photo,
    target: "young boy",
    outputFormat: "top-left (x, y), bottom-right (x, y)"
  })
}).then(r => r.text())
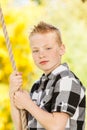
top-left (9, 21), bottom-right (86, 130)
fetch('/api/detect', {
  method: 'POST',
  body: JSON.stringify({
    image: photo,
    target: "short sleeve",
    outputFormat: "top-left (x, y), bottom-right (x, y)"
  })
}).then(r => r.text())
top-left (51, 77), bottom-right (81, 117)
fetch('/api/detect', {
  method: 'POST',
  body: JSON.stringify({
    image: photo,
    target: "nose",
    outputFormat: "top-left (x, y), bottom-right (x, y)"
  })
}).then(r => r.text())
top-left (39, 50), bottom-right (45, 58)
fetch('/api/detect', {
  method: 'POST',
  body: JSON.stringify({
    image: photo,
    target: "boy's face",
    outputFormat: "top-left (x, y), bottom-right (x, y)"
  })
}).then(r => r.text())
top-left (30, 32), bottom-right (65, 74)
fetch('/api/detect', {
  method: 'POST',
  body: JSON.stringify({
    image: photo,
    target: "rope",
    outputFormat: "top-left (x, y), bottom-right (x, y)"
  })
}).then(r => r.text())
top-left (0, 5), bottom-right (27, 130)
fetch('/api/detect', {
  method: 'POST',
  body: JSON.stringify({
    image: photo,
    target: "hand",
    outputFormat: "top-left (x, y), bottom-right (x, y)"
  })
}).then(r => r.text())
top-left (13, 90), bottom-right (31, 110)
top-left (9, 71), bottom-right (23, 98)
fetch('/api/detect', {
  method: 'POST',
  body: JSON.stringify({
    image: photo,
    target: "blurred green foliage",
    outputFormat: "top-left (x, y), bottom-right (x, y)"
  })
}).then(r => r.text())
top-left (0, 0), bottom-right (87, 129)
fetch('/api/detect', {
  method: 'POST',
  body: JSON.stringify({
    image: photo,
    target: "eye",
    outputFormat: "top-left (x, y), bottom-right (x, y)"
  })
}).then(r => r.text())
top-left (46, 47), bottom-right (52, 50)
top-left (32, 50), bottom-right (39, 53)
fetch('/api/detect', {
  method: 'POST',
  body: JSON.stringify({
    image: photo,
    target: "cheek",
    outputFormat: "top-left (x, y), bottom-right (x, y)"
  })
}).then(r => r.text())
top-left (51, 52), bottom-right (61, 63)
top-left (32, 54), bottom-right (38, 63)
top-left (50, 50), bottom-right (59, 58)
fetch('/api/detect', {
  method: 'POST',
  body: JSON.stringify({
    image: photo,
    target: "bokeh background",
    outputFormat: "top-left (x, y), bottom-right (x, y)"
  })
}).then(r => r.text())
top-left (0, 0), bottom-right (87, 129)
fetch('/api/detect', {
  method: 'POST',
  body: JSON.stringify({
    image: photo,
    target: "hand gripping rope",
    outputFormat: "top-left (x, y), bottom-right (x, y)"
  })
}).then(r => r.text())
top-left (0, 5), bottom-right (27, 130)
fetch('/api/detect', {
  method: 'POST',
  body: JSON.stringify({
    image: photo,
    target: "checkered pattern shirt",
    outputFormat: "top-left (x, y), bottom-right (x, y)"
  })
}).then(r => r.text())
top-left (27, 63), bottom-right (86, 130)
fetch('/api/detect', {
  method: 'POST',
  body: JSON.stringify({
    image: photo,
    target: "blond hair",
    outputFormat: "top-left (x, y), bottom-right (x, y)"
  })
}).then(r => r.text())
top-left (29, 21), bottom-right (62, 45)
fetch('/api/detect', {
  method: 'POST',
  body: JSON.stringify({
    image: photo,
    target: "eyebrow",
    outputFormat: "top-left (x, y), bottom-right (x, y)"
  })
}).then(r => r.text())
top-left (31, 44), bottom-right (52, 49)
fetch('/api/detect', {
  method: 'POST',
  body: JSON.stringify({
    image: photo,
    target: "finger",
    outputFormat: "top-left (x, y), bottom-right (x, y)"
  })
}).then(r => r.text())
top-left (17, 79), bottom-right (23, 86)
top-left (16, 76), bottom-right (23, 81)
top-left (13, 92), bottom-right (18, 101)
top-left (10, 75), bottom-right (23, 85)
top-left (10, 71), bottom-right (22, 79)
top-left (13, 71), bottom-right (22, 75)
top-left (10, 71), bottom-right (18, 76)
top-left (9, 71), bottom-right (18, 81)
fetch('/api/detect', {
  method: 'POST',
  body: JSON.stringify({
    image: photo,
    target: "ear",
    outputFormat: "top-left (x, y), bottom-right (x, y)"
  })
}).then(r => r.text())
top-left (59, 44), bottom-right (65, 56)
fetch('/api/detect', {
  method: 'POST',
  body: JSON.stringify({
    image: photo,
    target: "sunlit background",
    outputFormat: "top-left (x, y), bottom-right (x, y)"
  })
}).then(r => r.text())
top-left (0, 0), bottom-right (87, 129)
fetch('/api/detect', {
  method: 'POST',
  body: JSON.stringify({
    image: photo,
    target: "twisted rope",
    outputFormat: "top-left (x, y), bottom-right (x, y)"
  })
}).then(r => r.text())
top-left (0, 5), bottom-right (27, 130)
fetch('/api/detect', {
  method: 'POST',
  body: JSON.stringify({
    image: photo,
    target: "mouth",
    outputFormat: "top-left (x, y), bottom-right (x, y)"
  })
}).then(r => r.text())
top-left (39, 61), bottom-right (48, 65)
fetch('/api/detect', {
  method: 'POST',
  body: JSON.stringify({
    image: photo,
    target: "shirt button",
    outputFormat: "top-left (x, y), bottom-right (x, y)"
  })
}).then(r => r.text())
top-left (43, 101), bottom-right (46, 104)
top-left (59, 102), bottom-right (62, 105)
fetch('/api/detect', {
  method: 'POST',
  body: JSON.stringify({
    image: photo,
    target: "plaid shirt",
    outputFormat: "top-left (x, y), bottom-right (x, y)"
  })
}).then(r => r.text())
top-left (27, 63), bottom-right (86, 130)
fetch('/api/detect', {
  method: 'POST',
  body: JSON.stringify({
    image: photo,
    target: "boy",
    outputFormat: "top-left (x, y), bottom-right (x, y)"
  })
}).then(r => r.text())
top-left (9, 21), bottom-right (86, 130)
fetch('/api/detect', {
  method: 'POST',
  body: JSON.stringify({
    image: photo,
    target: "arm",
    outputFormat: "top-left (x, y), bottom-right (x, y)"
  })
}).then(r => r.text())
top-left (14, 90), bottom-right (69, 130)
top-left (9, 71), bottom-right (23, 130)
top-left (26, 98), bottom-right (69, 130)
top-left (10, 99), bottom-right (22, 130)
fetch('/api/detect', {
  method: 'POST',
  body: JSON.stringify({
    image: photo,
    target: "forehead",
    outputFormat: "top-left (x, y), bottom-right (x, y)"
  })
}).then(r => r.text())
top-left (29, 32), bottom-right (57, 46)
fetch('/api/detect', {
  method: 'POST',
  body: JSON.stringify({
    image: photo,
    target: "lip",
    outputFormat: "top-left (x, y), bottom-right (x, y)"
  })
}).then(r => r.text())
top-left (39, 61), bottom-right (48, 65)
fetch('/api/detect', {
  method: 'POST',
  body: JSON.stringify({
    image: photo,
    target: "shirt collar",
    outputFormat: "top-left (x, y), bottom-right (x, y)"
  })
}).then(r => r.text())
top-left (40, 63), bottom-right (69, 81)
top-left (52, 63), bottom-right (69, 75)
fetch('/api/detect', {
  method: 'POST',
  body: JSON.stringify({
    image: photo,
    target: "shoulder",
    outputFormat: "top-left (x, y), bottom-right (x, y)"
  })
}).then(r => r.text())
top-left (55, 70), bottom-right (85, 94)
